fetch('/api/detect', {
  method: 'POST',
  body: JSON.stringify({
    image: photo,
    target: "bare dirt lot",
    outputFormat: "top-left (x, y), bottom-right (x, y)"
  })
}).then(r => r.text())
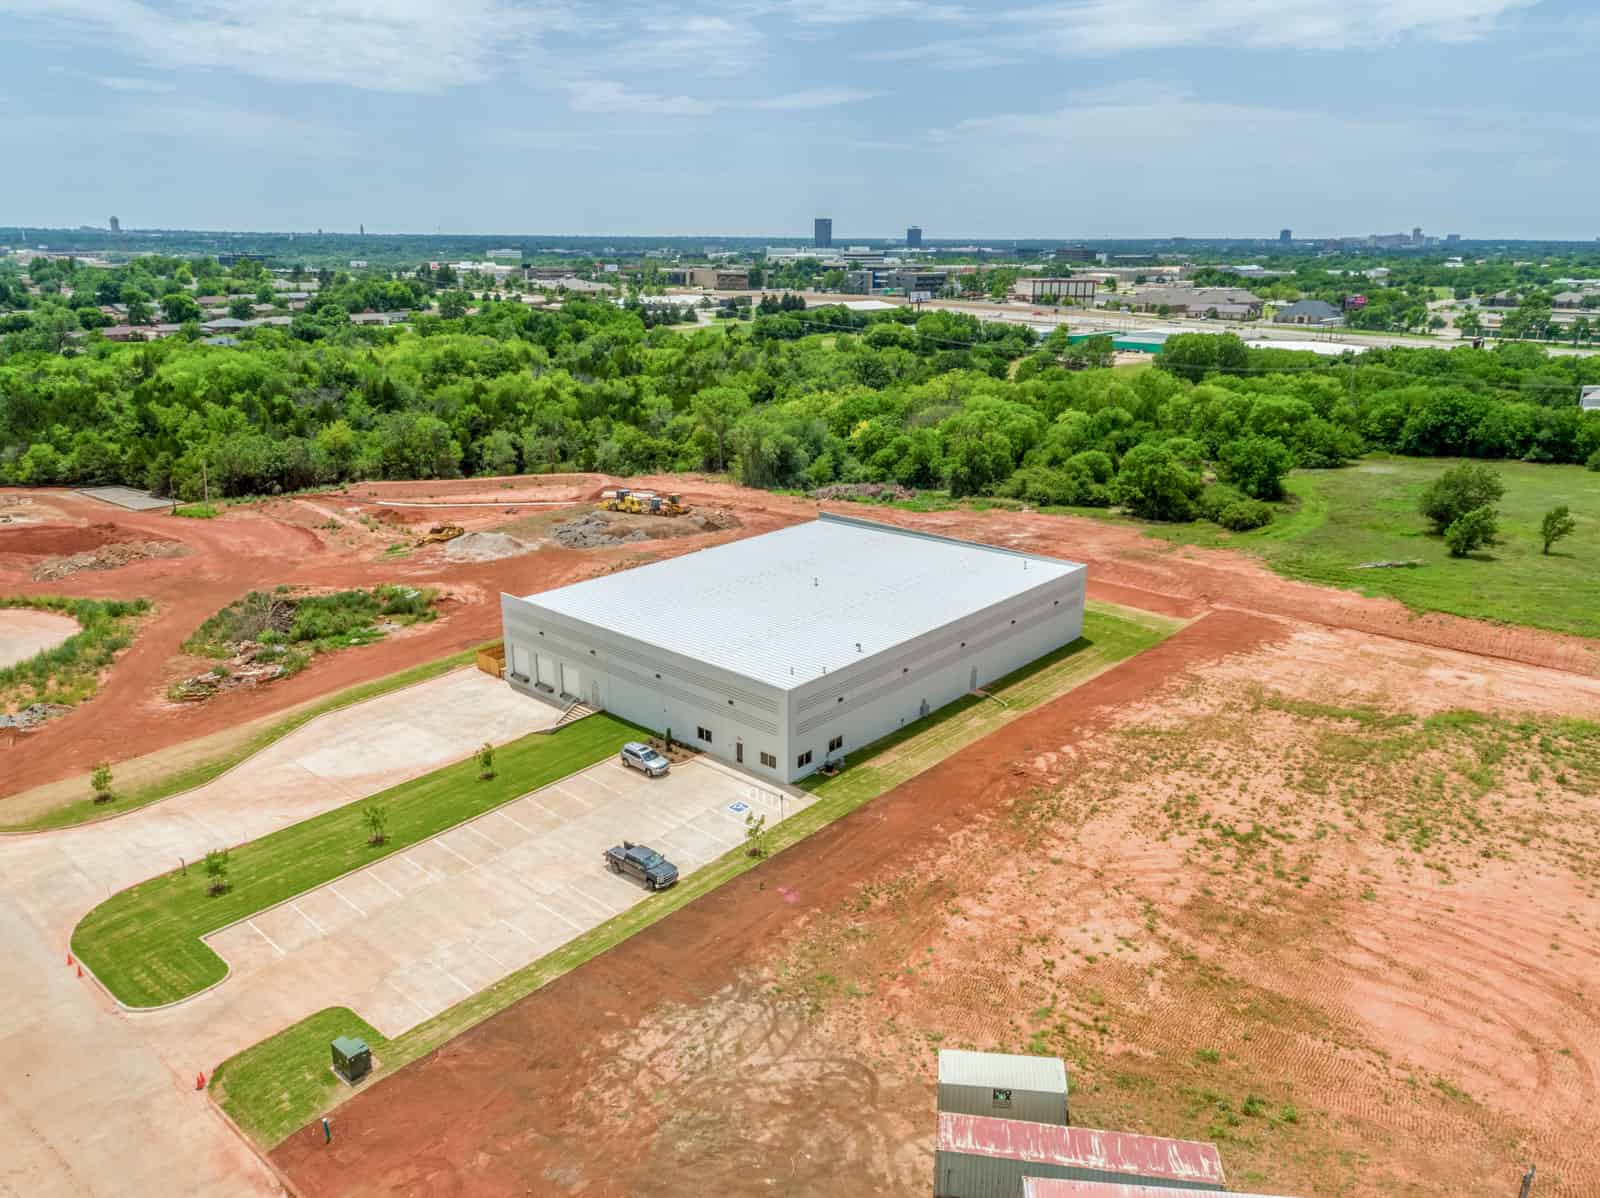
top-left (0, 477), bottom-right (784, 803)
top-left (269, 509), bottom-right (1600, 1198)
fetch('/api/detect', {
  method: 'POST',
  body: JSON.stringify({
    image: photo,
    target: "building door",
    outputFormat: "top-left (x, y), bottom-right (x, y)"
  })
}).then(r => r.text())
top-left (561, 663), bottom-right (581, 698)
top-left (591, 681), bottom-right (601, 708)
top-left (536, 653), bottom-right (556, 689)
top-left (735, 740), bottom-right (744, 764)
top-left (969, 665), bottom-right (977, 691)
top-left (510, 643), bottom-right (530, 680)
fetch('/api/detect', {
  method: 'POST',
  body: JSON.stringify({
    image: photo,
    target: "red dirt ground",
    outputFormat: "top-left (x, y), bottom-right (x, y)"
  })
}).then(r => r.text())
top-left (0, 477), bottom-right (791, 800)
top-left (273, 610), bottom-right (1286, 1198)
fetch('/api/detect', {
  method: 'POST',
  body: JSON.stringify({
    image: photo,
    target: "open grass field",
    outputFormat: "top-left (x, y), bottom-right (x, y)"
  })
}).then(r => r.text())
top-left (1145, 456), bottom-right (1600, 638)
top-left (71, 713), bottom-right (639, 1007)
top-left (212, 601), bottom-right (1179, 1147)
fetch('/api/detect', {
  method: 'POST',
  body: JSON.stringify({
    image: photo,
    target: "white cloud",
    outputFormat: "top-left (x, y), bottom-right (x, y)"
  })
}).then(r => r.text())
top-left (862, 41), bottom-right (1024, 69)
top-left (612, 14), bottom-right (763, 76)
top-left (1013, 0), bottom-right (1536, 54)
top-left (561, 79), bottom-right (716, 116)
top-left (95, 76), bottom-right (176, 93)
top-left (1, 0), bottom-right (576, 93)
top-left (779, 0), bottom-right (969, 25)
top-left (754, 86), bottom-right (879, 110)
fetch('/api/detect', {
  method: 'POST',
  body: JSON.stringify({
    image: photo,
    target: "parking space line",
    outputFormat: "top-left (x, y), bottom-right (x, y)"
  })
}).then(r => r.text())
top-left (563, 886), bottom-right (614, 918)
top-left (474, 941), bottom-right (511, 970)
top-left (577, 769), bottom-right (627, 799)
top-left (370, 870), bottom-right (403, 897)
top-left (547, 783), bottom-right (593, 809)
top-left (462, 824), bottom-right (500, 849)
top-left (329, 885), bottom-right (365, 917)
top-left (248, 920), bottom-right (285, 956)
top-left (388, 979), bottom-right (431, 1022)
top-left (432, 960), bottom-right (473, 995)
top-left (533, 898), bottom-right (583, 932)
top-left (434, 839), bottom-right (475, 866)
top-left (291, 901), bottom-right (324, 935)
top-left (497, 810), bottom-right (535, 835)
top-left (499, 918), bottom-right (536, 943)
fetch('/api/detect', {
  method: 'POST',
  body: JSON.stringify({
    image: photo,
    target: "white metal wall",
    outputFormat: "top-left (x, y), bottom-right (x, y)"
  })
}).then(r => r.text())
top-left (785, 568), bottom-right (1085, 780)
top-left (501, 594), bottom-right (791, 774)
top-left (502, 562), bottom-right (1084, 785)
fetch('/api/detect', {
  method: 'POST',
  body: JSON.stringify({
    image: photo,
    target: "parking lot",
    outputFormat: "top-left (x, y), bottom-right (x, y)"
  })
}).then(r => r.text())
top-left (189, 751), bottom-right (811, 1042)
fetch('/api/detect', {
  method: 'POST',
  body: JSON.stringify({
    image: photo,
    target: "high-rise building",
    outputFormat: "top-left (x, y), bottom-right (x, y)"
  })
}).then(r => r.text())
top-left (108, 216), bottom-right (120, 233)
top-left (814, 217), bottom-right (833, 249)
top-left (1446, 233), bottom-right (1461, 243)
top-left (1412, 226), bottom-right (1424, 244)
top-left (906, 225), bottom-right (923, 248)
top-left (1279, 228), bottom-right (1292, 243)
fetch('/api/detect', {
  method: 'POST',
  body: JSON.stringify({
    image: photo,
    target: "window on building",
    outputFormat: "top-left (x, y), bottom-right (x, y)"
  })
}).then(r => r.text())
top-left (796, 750), bottom-right (813, 768)
top-left (696, 726), bottom-right (713, 744)
top-left (759, 751), bottom-right (776, 768)
top-left (828, 735), bottom-right (844, 753)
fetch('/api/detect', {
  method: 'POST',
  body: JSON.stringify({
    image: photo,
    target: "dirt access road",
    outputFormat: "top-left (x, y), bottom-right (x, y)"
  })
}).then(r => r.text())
top-left (271, 501), bottom-right (1600, 1197)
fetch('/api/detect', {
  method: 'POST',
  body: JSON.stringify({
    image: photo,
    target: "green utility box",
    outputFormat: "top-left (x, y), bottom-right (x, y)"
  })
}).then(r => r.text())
top-left (331, 1036), bottom-right (371, 1084)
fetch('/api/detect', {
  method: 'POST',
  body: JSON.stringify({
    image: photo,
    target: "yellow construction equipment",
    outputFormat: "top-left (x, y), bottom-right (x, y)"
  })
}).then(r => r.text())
top-left (599, 488), bottom-right (687, 517)
top-left (417, 523), bottom-right (465, 545)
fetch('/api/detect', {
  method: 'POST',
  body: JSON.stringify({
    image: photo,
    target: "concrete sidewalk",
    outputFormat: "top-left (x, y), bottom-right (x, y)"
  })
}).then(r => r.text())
top-left (0, 669), bottom-right (558, 1198)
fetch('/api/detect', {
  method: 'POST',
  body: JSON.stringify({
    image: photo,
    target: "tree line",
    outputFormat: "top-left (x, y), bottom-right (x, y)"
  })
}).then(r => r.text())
top-left (2, 298), bottom-right (1598, 532)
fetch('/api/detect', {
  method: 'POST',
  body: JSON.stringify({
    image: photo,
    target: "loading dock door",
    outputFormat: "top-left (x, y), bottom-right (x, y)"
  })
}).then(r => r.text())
top-left (510, 643), bottom-right (530, 680)
top-left (536, 653), bottom-right (556, 689)
top-left (561, 663), bottom-right (582, 699)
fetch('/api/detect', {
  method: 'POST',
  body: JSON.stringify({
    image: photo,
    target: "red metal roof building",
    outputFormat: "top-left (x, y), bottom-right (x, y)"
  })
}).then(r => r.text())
top-left (935, 1113), bottom-right (1225, 1198)
top-left (1023, 1179), bottom-right (1301, 1198)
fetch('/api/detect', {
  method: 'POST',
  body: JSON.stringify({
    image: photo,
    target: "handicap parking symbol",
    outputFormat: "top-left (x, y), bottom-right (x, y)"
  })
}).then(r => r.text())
top-left (727, 800), bottom-right (750, 814)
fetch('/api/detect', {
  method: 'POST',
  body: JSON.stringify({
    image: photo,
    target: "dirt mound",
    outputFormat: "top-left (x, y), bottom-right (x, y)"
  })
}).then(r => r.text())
top-left (30, 539), bottom-right (189, 581)
top-left (442, 531), bottom-right (532, 562)
top-left (551, 511), bottom-right (650, 549)
top-left (811, 483), bottom-right (915, 502)
top-left (0, 521), bottom-right (150, 557)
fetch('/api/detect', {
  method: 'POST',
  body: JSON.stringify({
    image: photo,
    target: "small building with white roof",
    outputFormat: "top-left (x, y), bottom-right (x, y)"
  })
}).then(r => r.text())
top-left (500, 513), bottom-right (1086, 782)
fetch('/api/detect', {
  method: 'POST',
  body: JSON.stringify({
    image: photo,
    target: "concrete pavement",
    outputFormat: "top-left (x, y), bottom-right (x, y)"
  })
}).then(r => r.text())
top-left (0, 668), bottom-right (558, 1198)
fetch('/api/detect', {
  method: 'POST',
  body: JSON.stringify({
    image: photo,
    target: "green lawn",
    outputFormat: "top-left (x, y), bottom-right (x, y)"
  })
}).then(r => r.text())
top-left (72, 714), bottom-right (639, 1007)
top-left (209, 601), bottom-right (1179, 1147)
top-left (1146, 457), bottom-right (1600, 638)
top-left (7, 650), bottom-right (481, 832)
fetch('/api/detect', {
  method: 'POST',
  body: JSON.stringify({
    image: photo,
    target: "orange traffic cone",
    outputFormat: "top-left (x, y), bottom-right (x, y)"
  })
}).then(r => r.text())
top-left (195, 1071), bottom-right (206, 1091)
top-left (76, 965), bottom-right (83, 978)
top-left (66, 952), bottom-right (74, 966)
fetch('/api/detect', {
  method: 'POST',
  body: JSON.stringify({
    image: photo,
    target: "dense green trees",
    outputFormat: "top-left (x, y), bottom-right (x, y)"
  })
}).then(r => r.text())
top-left (1, 290), bottom-right (1598, 536)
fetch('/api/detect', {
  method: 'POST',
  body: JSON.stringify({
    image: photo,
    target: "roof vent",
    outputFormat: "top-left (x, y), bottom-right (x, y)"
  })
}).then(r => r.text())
top-left (855, 642), bottom-right (862, 652)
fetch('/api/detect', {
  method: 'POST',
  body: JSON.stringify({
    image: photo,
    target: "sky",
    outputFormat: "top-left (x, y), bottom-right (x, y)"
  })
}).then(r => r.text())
top-left (1, 0), bottom-right (1595, 239)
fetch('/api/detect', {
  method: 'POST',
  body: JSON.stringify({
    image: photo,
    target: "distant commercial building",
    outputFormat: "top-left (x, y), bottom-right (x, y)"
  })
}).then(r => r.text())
top-left (1055, 245), bottom-right (1098, 263)
top-left (1412, 226), bottom-right (1424, 244)
top-left (1279, 228), bottom-right (1292, 243)
top-left (1115, 286), bottom-right (1261, 320)
top-left (109, 216), bottom-right (121, 234)
top-left (906, 225), bottom-right (923, 248)
top-left (1022, 277), bottom-right (1098, 303)
top-left (1272, 299), bottom-right (1343, 326)
top-left (814, 217), bottom-right (833, 249)
top-left (1446, 233), bottom-right (1462, 243)
top-left (685, 267), bottom-right (750, 289)
top-left (486, 248), bottom-right (521, 259)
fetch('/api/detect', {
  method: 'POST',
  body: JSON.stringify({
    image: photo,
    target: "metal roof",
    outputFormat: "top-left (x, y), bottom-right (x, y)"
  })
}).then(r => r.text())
top-left (937, 1115), bottom-right (1225, 1188)
top-left (520, 514), bottom-right (1083, 691)
top-left (1023, 1181), bottom-right (1299, 1198)
top-left (939, 1049), bottom-right (1068, 1094)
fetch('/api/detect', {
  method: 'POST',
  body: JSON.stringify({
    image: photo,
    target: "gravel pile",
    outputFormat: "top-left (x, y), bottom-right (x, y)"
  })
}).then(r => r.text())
top-left (551, 512), bottom-right (649, 549)
top-left (30, 540), bottom-right (189, 581)
top-left (442, 531), bottom-right (531, 562)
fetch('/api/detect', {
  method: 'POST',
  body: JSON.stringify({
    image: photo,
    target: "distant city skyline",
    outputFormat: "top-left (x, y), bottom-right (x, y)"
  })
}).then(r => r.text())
top-left (1, 1), bottom-right (1594, 239)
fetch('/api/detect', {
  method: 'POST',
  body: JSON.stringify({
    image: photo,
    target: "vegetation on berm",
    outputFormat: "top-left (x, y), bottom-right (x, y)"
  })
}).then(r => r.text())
top-left (2, 295), bottom-right (1597, 532)
top-left (0, 595), bottom-right (151, 709)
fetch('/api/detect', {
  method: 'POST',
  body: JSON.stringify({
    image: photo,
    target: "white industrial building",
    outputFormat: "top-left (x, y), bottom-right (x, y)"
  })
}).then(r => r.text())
top-left (500, 513), bottom-right (1086, 783)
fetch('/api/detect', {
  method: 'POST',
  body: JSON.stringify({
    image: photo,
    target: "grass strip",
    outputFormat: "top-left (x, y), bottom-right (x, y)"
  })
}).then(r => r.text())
top-left (211, 602), bottom-right (1178, 1147)
top-left (72, 714), bottom-right (640, 1007)
top-left (6, 651), bottom-right (480, 832)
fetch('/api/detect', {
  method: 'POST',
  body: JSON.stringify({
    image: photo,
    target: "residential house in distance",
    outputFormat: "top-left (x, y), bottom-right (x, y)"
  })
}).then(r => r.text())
top-left (1272, 299), bottom-right (1343, 326)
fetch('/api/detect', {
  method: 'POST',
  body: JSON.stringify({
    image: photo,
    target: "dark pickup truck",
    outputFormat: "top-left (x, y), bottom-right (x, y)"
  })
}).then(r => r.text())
top-left (603, 841), bottom-right (679, 890)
